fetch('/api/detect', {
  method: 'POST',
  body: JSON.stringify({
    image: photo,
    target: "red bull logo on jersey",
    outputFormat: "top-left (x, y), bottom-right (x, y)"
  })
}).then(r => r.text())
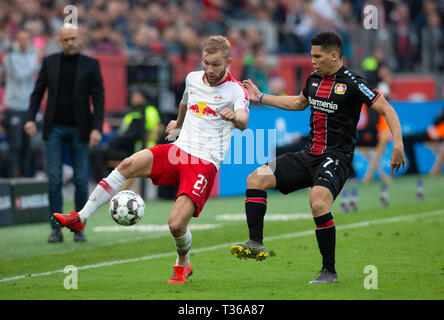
top-left (188, 102), bottom-right (218, 117)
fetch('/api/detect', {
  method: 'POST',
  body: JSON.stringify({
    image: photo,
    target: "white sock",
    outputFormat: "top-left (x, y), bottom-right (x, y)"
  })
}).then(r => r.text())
top-left (79, 169), bottom-right (126, 223)
top-left (173, 228), bottom-right (192, 267)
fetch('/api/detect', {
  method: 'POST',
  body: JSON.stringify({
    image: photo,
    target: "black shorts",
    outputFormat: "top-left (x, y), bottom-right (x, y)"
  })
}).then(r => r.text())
top-left (268, 149), bottom-right (351, 199)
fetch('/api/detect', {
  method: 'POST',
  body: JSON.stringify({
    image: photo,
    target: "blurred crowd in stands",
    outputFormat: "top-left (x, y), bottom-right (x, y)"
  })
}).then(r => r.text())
top-left (0, 0), bottom-right (443, 72)
top-left (0, 0), bottom-right (443, 179)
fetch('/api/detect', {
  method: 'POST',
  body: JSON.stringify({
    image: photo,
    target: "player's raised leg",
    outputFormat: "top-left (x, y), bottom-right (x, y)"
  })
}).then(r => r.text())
top-left (167, 194), bottom-right (196, 284)
top-left (309, 185), bottom-right (338, 284)
top-left (230, 165), bottom-right (275, 261)
top-left (52, 149), bottom-right (154, 232)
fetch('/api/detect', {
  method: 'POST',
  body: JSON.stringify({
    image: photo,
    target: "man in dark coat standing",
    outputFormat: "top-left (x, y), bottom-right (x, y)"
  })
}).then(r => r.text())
top-left (25, 24), bottom-right (104, 243)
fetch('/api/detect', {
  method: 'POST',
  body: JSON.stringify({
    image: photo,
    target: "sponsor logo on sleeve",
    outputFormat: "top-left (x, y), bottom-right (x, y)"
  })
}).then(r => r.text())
top-left (358, 83), bottom-right (375, 100)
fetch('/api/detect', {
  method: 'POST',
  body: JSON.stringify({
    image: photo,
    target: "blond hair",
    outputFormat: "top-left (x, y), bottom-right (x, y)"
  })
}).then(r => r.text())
top-left (202, 35), bottom-right (231, 61)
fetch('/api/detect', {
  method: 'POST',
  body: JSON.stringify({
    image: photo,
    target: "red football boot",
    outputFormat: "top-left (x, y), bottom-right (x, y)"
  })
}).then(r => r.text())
top-left (167, 264), bottom-right (193, 284)
top-left (52, 211), bottom-right (85, 233)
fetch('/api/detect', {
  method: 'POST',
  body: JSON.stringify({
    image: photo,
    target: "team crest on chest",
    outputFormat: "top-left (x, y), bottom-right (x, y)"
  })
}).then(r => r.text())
top-left (334, 83), bottom-right (347, 95)
top-left (213, 95), bottom-right (223, 103)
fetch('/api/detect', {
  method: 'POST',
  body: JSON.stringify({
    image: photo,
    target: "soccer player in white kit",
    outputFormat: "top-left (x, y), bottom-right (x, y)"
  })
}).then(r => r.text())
top-left (52, 35), bottom-right (250, 284)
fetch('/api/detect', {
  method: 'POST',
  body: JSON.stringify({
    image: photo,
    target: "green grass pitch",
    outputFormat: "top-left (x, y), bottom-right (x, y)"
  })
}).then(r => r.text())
top-left (0, 174), bottom-right (443, 300)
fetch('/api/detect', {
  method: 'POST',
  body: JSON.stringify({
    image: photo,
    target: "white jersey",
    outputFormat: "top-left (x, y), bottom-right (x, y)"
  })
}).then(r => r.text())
top-left (174, 71), bottom-right (250, 169)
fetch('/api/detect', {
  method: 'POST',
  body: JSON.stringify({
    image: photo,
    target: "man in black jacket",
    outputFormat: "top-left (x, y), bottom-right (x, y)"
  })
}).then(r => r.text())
top-left (24, 24), bottom-right (104, 243)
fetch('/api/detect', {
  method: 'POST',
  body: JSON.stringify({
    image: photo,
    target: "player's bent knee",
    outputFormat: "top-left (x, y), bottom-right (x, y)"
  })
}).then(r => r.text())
top-left (168, 195), bottom-right (195, 237)
top-left (247, 166), bottom-right (275, 190)
top-left (117, 150), bottom-right (153, 179)
top-left (117, 157), bottom-right (133, 178)
top-left (168, 215), bottom-right (190, 238)
top-left (310, 198), bottom-right (330, 216)
top-left (168, 219), bottom-right (183, 236)
top-left (246, 172), bottom-right (263, 189)
top-left (310, 188), bottom-right (333, 216)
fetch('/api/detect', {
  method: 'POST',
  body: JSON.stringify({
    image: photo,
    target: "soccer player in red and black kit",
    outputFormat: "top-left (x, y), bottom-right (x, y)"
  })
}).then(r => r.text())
top-left (230, 32), bottom-right (405, 284)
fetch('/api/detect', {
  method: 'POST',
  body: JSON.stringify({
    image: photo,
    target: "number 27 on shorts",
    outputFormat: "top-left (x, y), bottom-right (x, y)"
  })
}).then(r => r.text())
top-left (192, 174), bottom-right (208, 196)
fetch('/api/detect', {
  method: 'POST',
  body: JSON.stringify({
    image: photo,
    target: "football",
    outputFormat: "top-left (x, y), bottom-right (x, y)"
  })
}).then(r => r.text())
top-left (109, 190), bottom-right (145, 226)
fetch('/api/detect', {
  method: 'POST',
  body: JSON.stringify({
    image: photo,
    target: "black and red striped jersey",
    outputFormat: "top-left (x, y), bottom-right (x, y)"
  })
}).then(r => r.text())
top-left (302, 65), bottom-right (381, 158)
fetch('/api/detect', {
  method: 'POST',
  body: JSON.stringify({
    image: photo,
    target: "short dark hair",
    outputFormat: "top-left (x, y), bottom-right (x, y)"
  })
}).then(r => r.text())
top-left (311, 32), bottom-right (343, 57)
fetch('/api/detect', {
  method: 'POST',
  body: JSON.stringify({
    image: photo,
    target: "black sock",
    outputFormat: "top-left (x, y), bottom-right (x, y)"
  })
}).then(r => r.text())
top-left (314, 212), bottom-right (336, 273)
top-left (245, 189), bottom-right (267, 244)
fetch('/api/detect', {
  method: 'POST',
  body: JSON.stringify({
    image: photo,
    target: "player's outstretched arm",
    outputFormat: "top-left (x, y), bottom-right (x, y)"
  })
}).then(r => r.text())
top-left (371, 95), bottom-right (405, 175)
top-left (242, 79), bottom-right (309, 111)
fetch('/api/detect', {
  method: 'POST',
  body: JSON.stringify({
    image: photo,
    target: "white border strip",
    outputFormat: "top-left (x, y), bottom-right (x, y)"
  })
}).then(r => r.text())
top-left (1, 209), bottom-right (443, 283)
